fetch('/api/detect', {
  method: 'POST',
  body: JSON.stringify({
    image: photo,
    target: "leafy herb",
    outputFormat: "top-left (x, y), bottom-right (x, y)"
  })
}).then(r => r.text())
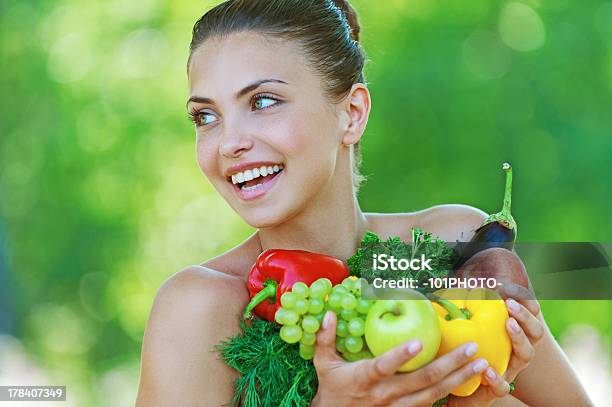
top-left (348, 228), bottom-right (456, 294)
top-left (217, 319), bottom-right (317, 406)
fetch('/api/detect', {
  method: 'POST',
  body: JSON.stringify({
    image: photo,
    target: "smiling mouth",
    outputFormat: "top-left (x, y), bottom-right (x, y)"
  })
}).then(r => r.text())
top-left (229, 164), bottom-right (284, 191)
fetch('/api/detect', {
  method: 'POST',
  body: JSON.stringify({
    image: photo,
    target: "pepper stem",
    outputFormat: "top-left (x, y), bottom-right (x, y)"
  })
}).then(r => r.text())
top-left (481, 162), bottom-right (517, 233)
top-left (427, 293), bottom-right (468, 320)
top-left (243, 280), bottom-right (278, 320)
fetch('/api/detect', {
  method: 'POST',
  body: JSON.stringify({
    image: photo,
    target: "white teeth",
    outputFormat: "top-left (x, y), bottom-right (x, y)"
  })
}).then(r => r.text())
top-left (230, 164), bottom-right (284, 185)
top-left (241, 182), bottom-right (263, 191)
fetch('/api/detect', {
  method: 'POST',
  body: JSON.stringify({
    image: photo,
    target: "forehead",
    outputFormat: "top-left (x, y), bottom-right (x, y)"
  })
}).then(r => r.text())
top-left (188, 31), bottom-right (318, 95)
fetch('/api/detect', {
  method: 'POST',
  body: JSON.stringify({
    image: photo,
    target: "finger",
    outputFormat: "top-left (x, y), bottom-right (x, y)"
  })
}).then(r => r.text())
top-left (519, 298), bottom-right (541, 318)
top-left (362, 340), bottom-right (423, 384)
top-left (499, 283), bottom-right (536, 302)
top-left (391, 342), bottom-right (479, 392)
top-left (504, 317), bottom-right (534, 380)
top-left (313, 311), bottom-right (340, 368)
top-left (392, 358), bottom-right (489, 407)
top-left (482, 367), bottom-right (511, 398)
top-left (506, 299), bottom-right (544, 343)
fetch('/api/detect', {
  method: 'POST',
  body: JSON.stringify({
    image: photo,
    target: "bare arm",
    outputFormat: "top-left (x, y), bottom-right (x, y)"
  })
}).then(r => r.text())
top-left (136, 266), bottom-right (249, 406)
top-left (510, 310), bottom-right (592, 406)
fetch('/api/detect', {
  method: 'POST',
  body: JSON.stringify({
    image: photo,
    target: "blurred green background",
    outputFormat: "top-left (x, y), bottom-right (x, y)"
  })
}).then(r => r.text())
top-left (1, 0), bottom-right (611, 405)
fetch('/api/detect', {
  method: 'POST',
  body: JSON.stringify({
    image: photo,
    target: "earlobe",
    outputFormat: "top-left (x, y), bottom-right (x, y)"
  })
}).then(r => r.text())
top-left (341, 83), bottom-right (371, 146)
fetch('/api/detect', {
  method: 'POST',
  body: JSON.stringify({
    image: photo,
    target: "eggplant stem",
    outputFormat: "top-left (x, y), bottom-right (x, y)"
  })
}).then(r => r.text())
top-left (481, 163), bottom-right (517, 234)
top-left (243, 280), bottom-right (278, 320)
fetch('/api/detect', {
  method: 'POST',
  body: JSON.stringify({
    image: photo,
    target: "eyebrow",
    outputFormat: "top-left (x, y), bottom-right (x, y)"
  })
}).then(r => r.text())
top-left (186, 78), bottom-right (288, 107)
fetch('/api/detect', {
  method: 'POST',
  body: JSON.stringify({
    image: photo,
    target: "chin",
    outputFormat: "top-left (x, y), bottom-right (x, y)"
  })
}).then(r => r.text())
top-left (236, 194), bottom-right (306, 229)
top-left (240, 208), bottom-right (289, 229)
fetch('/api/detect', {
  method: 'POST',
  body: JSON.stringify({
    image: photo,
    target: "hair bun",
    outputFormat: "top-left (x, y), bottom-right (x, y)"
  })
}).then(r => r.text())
top-left (332, 0), bottom-right (361, 42)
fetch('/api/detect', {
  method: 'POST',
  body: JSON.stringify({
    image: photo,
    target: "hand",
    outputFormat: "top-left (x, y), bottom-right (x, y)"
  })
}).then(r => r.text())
top-left (447, 288), bottom-right (545, 407)
top-left (311, 311), bottom-right (490, 407)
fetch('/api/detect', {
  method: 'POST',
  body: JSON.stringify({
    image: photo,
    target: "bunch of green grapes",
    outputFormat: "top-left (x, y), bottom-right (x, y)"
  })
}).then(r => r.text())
top-left (275, 277), bottom-right (374, 361)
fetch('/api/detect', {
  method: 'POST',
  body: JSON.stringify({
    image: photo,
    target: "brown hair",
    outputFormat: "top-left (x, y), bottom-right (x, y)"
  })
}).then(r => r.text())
top-left (188, 0), bottom-right (368, 191)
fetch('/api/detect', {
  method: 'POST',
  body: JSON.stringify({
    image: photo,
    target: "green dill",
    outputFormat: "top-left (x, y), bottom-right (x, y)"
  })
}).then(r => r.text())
top-left (217, 319), bottom-right (317, 407)
top-left (348, 228), bottom-right (456, 294)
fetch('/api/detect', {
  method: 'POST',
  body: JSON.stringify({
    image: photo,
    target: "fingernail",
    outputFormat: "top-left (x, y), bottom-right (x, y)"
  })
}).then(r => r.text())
top-left (507, 299), bottom-right (520, 314)
top-left (486, 367), bottom-right (497, 381)
top-left (465, 342), bottom-right (478, 357)
top-left (508, 317), bottom-right (521, 333)
top-left (406, 340), bottom-right (422, 354)
top-left (472, 359), bottom-right (488, 373)
top-left (323, 311), bottom-right (332, 329)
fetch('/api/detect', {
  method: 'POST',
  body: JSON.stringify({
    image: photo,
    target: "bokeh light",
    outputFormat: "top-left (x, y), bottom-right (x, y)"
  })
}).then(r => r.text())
top-left (1, 0), bottom-right (610, 405)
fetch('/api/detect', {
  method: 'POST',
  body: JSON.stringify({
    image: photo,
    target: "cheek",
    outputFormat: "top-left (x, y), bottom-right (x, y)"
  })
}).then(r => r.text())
top-left (195, 135), bottom-right (218, 178)
top-left (266, 108), bottom-right (337, 158)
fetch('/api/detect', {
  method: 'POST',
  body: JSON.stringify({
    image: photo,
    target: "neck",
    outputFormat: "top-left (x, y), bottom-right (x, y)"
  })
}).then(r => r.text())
top-left (256, 165), bottom-right (370, 261)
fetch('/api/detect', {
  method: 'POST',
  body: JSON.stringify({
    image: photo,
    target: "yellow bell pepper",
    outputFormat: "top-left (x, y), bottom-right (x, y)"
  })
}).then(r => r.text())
top-left (429, 288), bottom-right (511, 397)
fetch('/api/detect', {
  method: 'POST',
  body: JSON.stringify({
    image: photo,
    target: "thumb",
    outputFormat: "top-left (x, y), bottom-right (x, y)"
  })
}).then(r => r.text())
top-left (314, 311), bottom-right (340, 367)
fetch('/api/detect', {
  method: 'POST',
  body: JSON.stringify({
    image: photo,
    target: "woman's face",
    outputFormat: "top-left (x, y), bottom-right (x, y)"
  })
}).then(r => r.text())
top-left (187, 31), bottom-right (349, 228)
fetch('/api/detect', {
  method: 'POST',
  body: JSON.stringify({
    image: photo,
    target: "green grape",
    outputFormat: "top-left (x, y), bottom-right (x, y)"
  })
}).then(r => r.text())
top-left (345, 335), bottom-right (364, 353)
top-left (356, 298), bottom-right (373, 315)
top-left (280, 325), bottom-right (303, 344)
top-left (325, 303), bottom-right (341, 314)
top-left (299, 343), bottom-right (315, 360)
top-left (302, 315), bottom-right (320, 333)
top-left (280, 292), bottom-right (297, 309)
top-left (341, 277), bottom-right (356, 292)
top-left (283, 309), bottom-right (299, 325)
top-left (336, 337), bottom-right (347, 353)
top-left (301, 331), bottom-right (316, 346)
top-left (294, 298), bottom-right (310, 315)
top-left (328, 292), bottom-right (342, 309)
top-left (347, 317), bottom-right (365, 337)
top-left (341, 293), bottom-right (357, 310)
top-left (336, 319), bottom-right (348, 337)
top-left (292, 282), bottom-right (309, 299)
top-left (319, 278), bottom-right (333, 293)
top-left (313, 312), bottom-right (326, 323)
top-left (309, 280), bottom-right (327, 299)
top-left (274, 308), bottom-right (287, 325)
top-left (332, 285), bottom-right (349, 295)
top-left (340, 309), bottom-right (358, 321)
top-left (308, 298), bottom-right (325, 314)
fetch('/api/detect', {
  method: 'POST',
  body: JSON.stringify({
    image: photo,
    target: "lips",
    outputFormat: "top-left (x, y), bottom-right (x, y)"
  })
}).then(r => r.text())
top-left (226, 163), bottom-right (284, 201)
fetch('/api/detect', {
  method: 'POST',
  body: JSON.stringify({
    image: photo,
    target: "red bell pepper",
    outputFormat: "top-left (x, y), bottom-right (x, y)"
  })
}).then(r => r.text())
top-left (243, 249), bottom-right (350, 321)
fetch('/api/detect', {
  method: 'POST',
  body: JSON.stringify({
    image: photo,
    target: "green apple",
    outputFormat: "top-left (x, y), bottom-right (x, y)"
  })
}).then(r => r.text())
top-left (365, 290), bottom-right (441, 372)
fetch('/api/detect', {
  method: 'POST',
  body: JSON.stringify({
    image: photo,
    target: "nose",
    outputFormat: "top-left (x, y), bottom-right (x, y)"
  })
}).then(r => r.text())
top-left (218, 126), bottom-right (254, 159)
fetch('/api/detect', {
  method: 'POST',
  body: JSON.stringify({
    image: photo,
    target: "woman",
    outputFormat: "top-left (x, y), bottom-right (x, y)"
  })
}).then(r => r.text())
top-left (136, 1), bottom-right (591, 405)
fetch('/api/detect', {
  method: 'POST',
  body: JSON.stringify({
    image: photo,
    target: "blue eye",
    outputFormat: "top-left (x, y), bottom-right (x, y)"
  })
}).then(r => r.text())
top-left (253, 94), bottom-right (279, 110)
top-left (188, 110), bottom-right (217, 127)
top-left (200, 113), bottom-right (217, 125)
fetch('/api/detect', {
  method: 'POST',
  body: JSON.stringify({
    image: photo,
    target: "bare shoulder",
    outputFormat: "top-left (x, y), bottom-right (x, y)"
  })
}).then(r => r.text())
top-left (201, 232), bottom-right (261, 278)
top-left (367, 204), bottom-right (488, 242)
top-left (415, 204), bottom-right (488, 241)
top-left (136, 266), bottom-right (249, 406)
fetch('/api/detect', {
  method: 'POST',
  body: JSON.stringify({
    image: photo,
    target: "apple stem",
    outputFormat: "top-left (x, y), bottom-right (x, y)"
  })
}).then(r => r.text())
top-left (427, 294), bottom-right (468, 320)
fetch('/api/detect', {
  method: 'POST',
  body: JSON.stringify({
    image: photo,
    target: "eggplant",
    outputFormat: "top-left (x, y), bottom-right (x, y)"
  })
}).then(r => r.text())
top-left (455, 163), bottom-right (516, 268)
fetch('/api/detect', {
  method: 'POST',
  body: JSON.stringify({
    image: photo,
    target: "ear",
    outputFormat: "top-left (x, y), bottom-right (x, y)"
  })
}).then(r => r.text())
top-left (340, 83), bottom-right (371, 146)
